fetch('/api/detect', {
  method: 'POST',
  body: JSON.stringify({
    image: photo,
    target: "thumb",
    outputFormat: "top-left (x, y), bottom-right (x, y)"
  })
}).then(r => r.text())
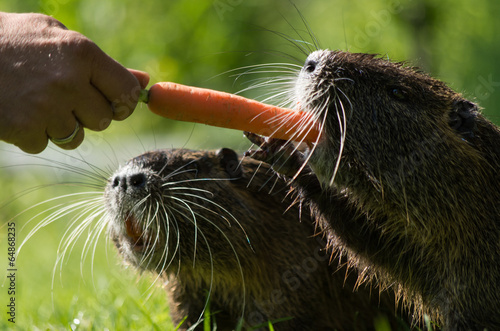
top-left (128, 69), bottom-right (150, 89)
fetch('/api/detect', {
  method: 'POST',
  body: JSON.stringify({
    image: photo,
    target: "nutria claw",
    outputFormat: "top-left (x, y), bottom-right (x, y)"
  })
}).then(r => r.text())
top-left (244, 131), bottom-right (304, 177)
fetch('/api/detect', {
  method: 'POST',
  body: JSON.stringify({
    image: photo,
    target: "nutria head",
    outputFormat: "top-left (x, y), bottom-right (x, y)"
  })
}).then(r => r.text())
top-left (105, 148), bottom-right (252, 273)
top-left (104, 147), bottom-right (408, 330)
top-left (297, 50), bottom-right (489, 194)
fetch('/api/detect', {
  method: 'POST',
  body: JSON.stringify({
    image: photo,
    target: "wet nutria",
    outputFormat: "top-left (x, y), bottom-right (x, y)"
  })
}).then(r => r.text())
top-left (246, 49), bottom-right (500, 330)
top-left (104, 148), bottom-right (408, 330)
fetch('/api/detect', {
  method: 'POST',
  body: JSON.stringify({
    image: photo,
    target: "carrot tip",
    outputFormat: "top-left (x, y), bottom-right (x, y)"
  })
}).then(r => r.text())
top-left (139, 89), bottom-right (150, 104)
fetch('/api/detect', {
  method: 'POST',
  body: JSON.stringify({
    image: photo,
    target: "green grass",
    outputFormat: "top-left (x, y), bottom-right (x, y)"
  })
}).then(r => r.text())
top-left (1, 214), bottom-right (172, 330)
top-left (0, 150), bottom-right (173, 331)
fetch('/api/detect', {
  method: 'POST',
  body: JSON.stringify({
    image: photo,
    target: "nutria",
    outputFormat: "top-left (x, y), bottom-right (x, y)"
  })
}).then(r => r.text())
top-left (246, 49), bottom-right (500, 330)
top-left (104, 147), bottom-right (408, 330)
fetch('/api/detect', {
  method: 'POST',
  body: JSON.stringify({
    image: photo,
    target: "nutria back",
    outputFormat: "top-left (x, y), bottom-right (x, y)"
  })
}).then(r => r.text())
top-left (105, 148), bottom-right (408, 330)
top-left (249, 50), bottom-right (500, 330)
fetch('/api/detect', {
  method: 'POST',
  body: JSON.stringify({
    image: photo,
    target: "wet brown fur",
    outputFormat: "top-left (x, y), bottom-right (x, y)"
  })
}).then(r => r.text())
top-left (105, 148), bottom-right (409, 330)
top-left (250, 50), bottom-right (500, 330)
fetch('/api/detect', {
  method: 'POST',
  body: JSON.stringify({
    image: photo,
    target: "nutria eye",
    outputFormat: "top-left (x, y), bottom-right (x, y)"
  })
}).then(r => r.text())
top-left (304, 60), bottom-right (317, 73)
top-left (389, 87), bottom-right (408, 101)
top-left (130, 173), bottom-right (146, 188)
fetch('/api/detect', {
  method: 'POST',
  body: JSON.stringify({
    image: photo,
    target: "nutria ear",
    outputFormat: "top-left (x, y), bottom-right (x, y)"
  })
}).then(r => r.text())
top-left (449, 99), bottom-right (478, 139)
top-left (217, 148), bottom-right (243, 179)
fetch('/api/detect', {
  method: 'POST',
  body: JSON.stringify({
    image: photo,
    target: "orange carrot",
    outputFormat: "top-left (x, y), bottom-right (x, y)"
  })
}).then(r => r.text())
top-left (141, 82), bottom-right (321, 142)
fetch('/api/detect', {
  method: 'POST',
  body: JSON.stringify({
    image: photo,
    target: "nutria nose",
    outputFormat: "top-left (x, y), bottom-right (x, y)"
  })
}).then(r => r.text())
top-left (112, 173), bottom-right (147, 191)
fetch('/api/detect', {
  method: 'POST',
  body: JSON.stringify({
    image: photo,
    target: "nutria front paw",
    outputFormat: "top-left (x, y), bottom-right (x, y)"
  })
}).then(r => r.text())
top-left (244, 131), bottom-right (305, 177)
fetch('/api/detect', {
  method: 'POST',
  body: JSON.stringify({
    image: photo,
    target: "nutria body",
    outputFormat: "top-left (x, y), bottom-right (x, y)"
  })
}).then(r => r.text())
top-left (104, 148), bottom-right (408, 330)
top-left (248, 50), bottom-right (500, 330)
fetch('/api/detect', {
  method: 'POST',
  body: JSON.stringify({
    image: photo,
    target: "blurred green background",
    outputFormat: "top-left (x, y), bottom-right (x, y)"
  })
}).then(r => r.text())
top-left (0, 0), bottom-right (499, 329)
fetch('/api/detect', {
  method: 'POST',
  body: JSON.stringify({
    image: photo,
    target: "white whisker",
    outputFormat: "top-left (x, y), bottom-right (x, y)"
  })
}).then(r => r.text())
top-left (167, 199), bottom-right (247, 323)
top-left (162, 177), bottom-right (232, 187)
top-left (171, 192), bottom-right (253, 250)
top-left (329, 88), bottom-right (349, 186)
top-left (169, 196), bottom-right (199, 267)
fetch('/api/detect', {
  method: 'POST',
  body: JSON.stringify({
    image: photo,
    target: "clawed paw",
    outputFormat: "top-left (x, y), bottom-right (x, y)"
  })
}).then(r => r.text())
top-left (244, 132), bottom-right (305, 177)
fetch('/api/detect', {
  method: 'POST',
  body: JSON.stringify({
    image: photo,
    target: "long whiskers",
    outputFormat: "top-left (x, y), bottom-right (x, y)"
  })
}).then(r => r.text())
top-left (240, 54), bottom-right (353, 189)
top-left (166, 197), bottom-right (248, 324)
top-left (329, 88), bottom-right (349, 186)
top-left (164, 182), bottom-right (253, 249)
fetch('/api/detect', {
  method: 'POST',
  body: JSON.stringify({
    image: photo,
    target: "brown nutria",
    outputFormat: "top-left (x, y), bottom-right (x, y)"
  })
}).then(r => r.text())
top-left (245, 49), bottom-right (500, 330)
top-left (104, 147), bottom-right (409, 330)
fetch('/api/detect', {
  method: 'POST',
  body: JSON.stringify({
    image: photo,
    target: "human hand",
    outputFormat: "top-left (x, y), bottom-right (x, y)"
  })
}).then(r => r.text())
top-left (0, 12), bottom-right (150, 153)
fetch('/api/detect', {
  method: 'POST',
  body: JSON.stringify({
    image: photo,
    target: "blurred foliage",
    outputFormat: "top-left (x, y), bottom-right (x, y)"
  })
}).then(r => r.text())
top-left (0, 0), bottom-right (499, 329)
